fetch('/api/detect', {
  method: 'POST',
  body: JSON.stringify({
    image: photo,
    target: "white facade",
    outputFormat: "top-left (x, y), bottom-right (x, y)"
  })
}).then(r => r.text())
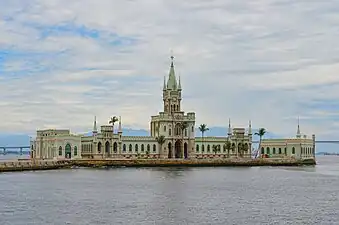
top-left (31, 129), bottom-right (81, 160)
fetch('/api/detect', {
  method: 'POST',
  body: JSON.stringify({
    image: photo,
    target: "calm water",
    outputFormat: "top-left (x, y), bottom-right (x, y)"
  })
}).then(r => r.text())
top-left (0, 156), bottom-right (339, 225)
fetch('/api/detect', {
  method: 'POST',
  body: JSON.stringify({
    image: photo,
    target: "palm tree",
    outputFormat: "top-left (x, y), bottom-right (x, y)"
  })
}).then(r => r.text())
top-left (225, 140), bottom-right (231, 158)
top-left (109, 116), bottom-right (119, 134)
top-left (179, 122), bottom-right (189, 158)
top-left (254, 128), bottom-right (266, 158)
top-left (199, 124), bottom-right (209, 154)
top-left (156, 135), bottom-right (166, 158)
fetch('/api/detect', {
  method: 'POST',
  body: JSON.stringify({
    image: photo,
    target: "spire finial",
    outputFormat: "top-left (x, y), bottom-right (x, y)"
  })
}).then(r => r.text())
top-left (228, 118), bottom-right (232, 136)
top-left (163, 76), bottom-right (166, 90)
top-left (170, 54), bottom-right (174, 67)
top-left (178, 75), bottom-right (182, 90)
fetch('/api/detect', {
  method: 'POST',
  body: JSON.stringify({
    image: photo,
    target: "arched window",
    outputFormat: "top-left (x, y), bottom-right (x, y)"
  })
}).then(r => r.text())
top-left (141, 144), bottom-right (145, 152)
top-left (135, 144), bottom-right (138, 152)
top-left (184, 129), bottom-right (187, 137)
top-left (147, 144), bottom-right (150, 152)
top-left (169, 129), bottom-right (172, 136)
top-left (223, 145), bottom-right (226, 152)
top-left (59, 146), bottom-right (62, 156)
top-left (292, 147), bottom-right (295, 154)
top-left (113, 142), bottom-right (118, 153)
top-left (196, 145), bottom-right (199, 152)
top-left (123, 144), bottom-right (126, 152)
top-left (284, 148), bottom-right (287, 155)
top-left (153, 144), bottom-right (156, 152)
top-left (192, 126), bottom-right (194, 133)
top-left (273, 148), bottom-right (276, 154)
top-left (261, 147), bottom-right (264, 154)
top-left (202, 145), bottom-right (205, 152)
top-left (266, 147), bottom-right (270, 155)
top-left (129, 144), bottom-right (132, 152)
top-left (74, 146), bottom-right (78, 156)
top-left (164, 126), bottom-right (166, 132)
top-left (207, 145), bottom-right (210, 152)
top-left (279, 148), bottom-right (282, 154)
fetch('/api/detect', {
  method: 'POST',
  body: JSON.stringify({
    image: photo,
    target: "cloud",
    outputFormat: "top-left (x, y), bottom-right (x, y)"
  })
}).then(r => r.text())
top-left (1, 0), bottom-right (339, 145)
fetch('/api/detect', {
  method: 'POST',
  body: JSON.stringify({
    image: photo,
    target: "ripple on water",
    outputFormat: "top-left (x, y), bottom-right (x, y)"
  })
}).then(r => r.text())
top-left (1, 156), bottom-right (339, 225)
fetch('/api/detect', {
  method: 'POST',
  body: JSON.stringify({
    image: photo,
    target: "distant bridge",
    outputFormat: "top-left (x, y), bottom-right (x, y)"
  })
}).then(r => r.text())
top-left (0, 146), bottom-right (30, 155)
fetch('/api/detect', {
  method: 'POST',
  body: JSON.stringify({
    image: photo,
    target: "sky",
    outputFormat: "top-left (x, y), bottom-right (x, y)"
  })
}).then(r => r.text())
top-left (1, 0), bottom-right (339, 142)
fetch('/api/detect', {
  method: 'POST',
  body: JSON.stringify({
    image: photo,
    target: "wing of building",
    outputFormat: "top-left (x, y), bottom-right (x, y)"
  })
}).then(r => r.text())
top-left (30, 56), bottom-right (315, 160)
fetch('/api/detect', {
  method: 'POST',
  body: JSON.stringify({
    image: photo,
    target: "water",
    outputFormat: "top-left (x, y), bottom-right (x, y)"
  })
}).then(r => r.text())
top-left (0, 156), bottom-right (339, 225)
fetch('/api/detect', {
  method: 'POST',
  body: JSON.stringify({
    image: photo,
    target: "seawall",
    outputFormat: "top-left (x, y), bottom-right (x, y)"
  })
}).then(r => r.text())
top-left (0, 158), bottom-right (316, 173)
top-left (73, 158), bottom-right (316, 168)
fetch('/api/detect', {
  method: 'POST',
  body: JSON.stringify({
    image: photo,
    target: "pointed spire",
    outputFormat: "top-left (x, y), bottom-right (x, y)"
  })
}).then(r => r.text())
top-left (118, 116), bottom-right (122, 132)
top-left (163, 76), bottom-right (166, 90)
top-left (228, 118), bottom-right (232, 136)
top-left (296, 116), bottom-right (301, 138)
top-left (167, 54), bottom-right (178, 90)
top-left (178, 75), bottom-right (182, 90)
top-left (93, 116), bottom-right (97, 136)
top-left (248, 120), bottom-right (252, 135)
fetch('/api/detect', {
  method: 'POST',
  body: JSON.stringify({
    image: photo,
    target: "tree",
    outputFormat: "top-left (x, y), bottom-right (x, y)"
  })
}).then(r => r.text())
top-left (156, 135), bottom-right (166, 158)
top-left (179, 122), bottom-right (189, 158)
top-left (255, 128), bottom-right (266, 158)
top-left (224, 140), bottom-right (232, 158)
top-left (212, 145), bottom-right (218, 155)
top-left (109, 116), bottom-right (119, 134)
top-left (199, 124), bottom-right (209, 154)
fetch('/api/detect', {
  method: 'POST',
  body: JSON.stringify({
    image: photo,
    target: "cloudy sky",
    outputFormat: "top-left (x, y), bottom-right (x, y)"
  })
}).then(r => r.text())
top-left (1, 0), bottom-right (339, 140)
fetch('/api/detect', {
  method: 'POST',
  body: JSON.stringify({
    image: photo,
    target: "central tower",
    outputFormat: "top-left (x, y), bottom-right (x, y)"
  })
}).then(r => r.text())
top-left (150, 55), bottom-right (196, 159)
top-left (163, 55), bottom-right (182, 114)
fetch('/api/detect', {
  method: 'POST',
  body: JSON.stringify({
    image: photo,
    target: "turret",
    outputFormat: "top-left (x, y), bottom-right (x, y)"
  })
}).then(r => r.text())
top-left (228, 118), bottom-right (232, 137)
top-left (296, 117), bottom-right (301, 138)
top-left (248, 120), bottom-right (252, 136)
top-left (93, 116), bottom-right (98, 136)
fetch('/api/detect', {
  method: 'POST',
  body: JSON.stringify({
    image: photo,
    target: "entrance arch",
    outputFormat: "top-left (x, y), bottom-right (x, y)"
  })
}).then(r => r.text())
top-left (105, 141), bottom-right (110, 156)
top-left (168, 142), bottom-right (172, 158)
top-left (65, 143), bottom-right (71, 159)
top-left (184, 142), bottom-right (188, 159)
top-left (113, 142), bottom-right (118, 153)
top-left (175, 140), bottom-right (182, 159)
top-left (98, 142), bottom-right (102, 153)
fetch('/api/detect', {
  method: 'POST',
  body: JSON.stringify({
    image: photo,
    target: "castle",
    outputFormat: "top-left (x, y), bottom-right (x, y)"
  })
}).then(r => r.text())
top-left (30, 56), bottom-right (315, 160)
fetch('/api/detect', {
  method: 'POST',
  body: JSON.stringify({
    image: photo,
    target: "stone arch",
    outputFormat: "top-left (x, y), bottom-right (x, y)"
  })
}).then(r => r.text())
top-left (74, 146), bottom-right (78, 156)
top-left (105, 141), bottom-right (110, 155)
top-left (98, 142), bottom-right (102, 154)
top-left (184, 142), bottom-right (188, 159)
top-left (59, 146), bottom-right (62, 156)
top-left (175, 140), bottom-right (182, 158)
top-left (65, 143), bottom-right (71, 159)
top-left (168, 142), bottom-right (172, 158)
top-left (175, 124), bottom-right (181, 136)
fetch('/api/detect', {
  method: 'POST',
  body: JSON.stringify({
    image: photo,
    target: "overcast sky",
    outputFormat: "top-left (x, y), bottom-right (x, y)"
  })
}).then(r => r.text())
top-left (1, 0), bottom-right (339, 140)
